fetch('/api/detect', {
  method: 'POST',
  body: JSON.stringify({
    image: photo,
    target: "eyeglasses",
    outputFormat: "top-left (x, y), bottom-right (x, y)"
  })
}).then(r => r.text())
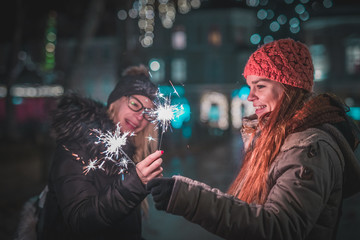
top-left (127, 95), bottom-right (156, 122)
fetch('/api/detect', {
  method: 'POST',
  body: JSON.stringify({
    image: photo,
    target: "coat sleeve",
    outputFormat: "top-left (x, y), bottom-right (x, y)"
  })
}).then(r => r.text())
top-left (166, 137), bottom-right (344, 240)
top-left (50, 143), bottom-right (147, 233)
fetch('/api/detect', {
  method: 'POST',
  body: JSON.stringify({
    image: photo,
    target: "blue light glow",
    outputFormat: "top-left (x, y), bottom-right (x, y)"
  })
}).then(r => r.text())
top-left (232, 86), bottom-right (250, 100)
top-left (295, 4), bottom-right (305, 14)
top-left (348, 107), bottom-right (360, 120)
top-left (170, 97), bottom-right (191, 129)
top-left (12, 97), bottom-right (23, 105)
top-left (250, 34), bottom-right (261, 45)
top-left (270, 21), bottom-right (280, 32)
top-left (158, 85), bottom-right (185, 97)
top-left (257, 9), bottom-right (267, 20)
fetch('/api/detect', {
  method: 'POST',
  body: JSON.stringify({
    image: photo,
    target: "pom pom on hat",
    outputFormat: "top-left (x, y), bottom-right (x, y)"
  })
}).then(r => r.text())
top-left (243, 38), bottom-right (314, 92)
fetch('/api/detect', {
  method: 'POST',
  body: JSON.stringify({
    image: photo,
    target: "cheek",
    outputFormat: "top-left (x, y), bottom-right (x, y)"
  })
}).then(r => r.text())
top-left (137, 121), bottom-right (149, 133)
top-left (270, 93), bottom-right (282, 108)
top-left (113, 112), bottom-right (124, 124)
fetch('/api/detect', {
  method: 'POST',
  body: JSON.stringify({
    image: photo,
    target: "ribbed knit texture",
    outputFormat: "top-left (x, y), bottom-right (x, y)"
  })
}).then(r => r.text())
top-left (243, 38), bottom-right (314, 92)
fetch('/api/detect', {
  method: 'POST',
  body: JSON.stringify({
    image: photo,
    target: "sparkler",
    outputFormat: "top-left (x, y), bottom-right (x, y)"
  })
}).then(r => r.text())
top-left (65, 123), bottom-right (135, 177)
top-left (151, 91), bottom-right (184, 149)
top-left (92, 123), bottom-right (132, 161)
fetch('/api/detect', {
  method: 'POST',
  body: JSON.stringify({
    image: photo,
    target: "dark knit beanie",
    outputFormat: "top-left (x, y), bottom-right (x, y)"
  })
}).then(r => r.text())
top-left (107, 74), bottom-right (158, 107)
top-left (243, 38), bottom-right (314, 92)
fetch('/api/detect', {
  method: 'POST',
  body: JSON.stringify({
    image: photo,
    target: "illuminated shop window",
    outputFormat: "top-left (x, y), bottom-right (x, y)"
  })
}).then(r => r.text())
top-left (9, 85), bottom-right (64, 98)
top-left (171, 58), bottom-right (187, 83)
top-left (149, 58), bottom-right (165, 83)
top-left (200, 92), bottom-right (228, 130)
top-left (346, 39), bottom-right (360, 75)
top-left (208, 26), bottom-right (222, 47)
top-left (309, 44), bottom-right (329, 81)
top-left (172, 26), bottom-right (187, 50)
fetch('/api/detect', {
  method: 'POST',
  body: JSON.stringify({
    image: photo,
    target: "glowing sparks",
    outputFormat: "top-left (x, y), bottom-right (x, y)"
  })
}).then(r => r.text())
top-left (66, 123), bottom-right (135, 177)
top-left (150, 92), bottom-right (184, 149)
top-left (93, 123), bottom-right (131, 161)
top-left (146, 134), bottom-right (157, 142)
top-left (151, 94), bottom-right (183, 133)
top-left (83, 158), bottom-right (99, 175)
top-left (117, 157), bottom-right (130, 169)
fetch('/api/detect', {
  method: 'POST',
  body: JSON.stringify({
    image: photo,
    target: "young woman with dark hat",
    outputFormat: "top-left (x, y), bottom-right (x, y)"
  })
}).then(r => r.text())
top-left (36, 64), bottom-right (163, 239)
top-left (147, 38), bottom-right (360, 240)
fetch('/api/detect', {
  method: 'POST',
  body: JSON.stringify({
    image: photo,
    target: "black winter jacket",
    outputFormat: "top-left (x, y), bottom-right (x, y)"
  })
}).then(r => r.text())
top-left (37, 93), bottom-right (148, 240)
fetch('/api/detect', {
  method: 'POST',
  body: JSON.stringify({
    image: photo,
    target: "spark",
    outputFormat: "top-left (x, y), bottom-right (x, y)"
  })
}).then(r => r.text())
top-left (169, 80), bottom-right (180, 97)
top-left (146, 134), bottom-right (157, 142)
top-left (117, 157), bottom-right (131, 169)
top-left (83, 159), bottom-right (99, 175)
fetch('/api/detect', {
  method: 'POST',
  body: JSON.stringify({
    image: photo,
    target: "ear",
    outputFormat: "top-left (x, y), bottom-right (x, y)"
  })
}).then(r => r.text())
top-left (107, 103), bottom-right (115, 120)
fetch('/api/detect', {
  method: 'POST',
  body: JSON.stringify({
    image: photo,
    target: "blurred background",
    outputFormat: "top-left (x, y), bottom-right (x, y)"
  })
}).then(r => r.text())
top-left (0, 0), bottom-right (360, 239)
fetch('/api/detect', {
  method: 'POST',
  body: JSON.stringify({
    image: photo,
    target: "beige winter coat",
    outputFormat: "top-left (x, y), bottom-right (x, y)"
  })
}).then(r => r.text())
top-left (166, 124), bottom-right (360, 240)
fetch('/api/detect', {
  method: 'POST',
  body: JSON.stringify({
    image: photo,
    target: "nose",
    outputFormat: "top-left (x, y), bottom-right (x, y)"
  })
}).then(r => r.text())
top-left (247, 89), bottom-right (257, 102)
top-left (135, 111), bottom-right (145, 120)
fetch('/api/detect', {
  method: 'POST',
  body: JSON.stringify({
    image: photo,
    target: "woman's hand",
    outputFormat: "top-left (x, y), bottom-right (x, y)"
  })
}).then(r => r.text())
top-left (136, 150), bottom-right (163, 185)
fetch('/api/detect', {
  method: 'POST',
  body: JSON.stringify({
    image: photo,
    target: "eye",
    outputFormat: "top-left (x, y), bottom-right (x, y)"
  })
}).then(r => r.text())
top-left (257, 85), bottom-right (265, 89)
top-left (130, 100), bottom-right (138, 107)
top-left (129, 99), bottom-right (142, 111)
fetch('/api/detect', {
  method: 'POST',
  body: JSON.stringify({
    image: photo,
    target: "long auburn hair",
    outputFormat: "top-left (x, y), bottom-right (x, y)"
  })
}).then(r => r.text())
top-left (227, 85), bottom-right (310, 204)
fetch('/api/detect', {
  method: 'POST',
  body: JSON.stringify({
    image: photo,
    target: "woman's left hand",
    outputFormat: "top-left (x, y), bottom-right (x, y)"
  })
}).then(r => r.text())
top-left (136, 150), bottom-right (164, 185)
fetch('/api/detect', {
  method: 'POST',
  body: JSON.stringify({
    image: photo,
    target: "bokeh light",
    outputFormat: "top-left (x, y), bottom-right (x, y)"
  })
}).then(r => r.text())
top-left (250, 34), bottom-right (261, 45)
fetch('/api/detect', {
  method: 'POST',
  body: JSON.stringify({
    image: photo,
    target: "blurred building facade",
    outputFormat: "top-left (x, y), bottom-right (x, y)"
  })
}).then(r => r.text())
top-left (303, 6), bottom-right (360, 121)
top-left (1, 3), bottom-right (360, 141)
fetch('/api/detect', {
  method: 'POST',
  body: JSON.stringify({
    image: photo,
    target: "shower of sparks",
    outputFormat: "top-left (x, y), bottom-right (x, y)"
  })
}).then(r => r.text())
top-left (150, 92), bottom-right (184, 149)
top-left (93, 123), bottom-right (132, 161)
top-left (152, 94), bottom-right (183, 133)
top-left (66, 123), bottom-right (136, 176)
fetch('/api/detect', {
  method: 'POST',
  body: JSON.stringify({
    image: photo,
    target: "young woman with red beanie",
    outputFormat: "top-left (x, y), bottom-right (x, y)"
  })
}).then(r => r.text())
top-left (147, 38), bottom-right (360, 240)
top-left (29, 64), bottom-right (164, 240)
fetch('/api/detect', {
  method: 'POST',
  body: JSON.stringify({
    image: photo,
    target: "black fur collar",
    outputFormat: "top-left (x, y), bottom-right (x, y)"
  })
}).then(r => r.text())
top-left (51, 92), bottom-right (114, 145)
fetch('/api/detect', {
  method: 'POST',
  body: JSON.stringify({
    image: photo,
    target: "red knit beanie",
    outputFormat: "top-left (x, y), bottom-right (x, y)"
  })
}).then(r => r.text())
top-left (243, 38), bottom-right (314, 92)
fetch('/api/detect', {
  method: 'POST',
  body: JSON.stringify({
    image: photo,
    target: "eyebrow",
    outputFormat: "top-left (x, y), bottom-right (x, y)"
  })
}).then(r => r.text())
top-left (250, 78), bottom-right (271, 84)
top-left (131, 96), bottom-right (154, 109)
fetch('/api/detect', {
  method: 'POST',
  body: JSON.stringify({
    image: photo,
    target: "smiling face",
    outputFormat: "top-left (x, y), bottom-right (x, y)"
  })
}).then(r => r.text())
top-left (246, 75), bottom-right (285, 118)
top-left (110, 95), bottom-right (154, 133)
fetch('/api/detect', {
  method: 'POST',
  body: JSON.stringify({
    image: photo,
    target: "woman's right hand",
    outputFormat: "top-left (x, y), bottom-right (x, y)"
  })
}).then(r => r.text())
top-left (136, 150), bottom-right (163, 185)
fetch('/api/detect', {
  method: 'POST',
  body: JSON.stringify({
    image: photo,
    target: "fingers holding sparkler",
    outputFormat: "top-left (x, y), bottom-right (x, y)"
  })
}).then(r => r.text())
top-left (136, 150), bottom-right (164, 185)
